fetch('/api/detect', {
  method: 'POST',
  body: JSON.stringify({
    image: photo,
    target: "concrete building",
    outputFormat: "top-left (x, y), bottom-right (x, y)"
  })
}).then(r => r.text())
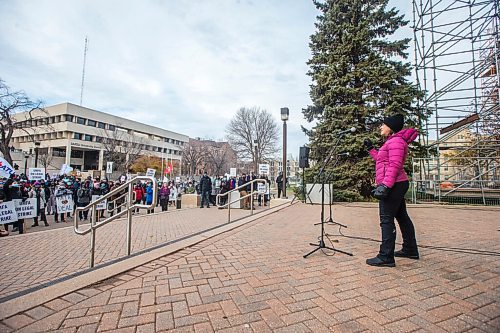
top-left (9, 103), bottom-right (189, 177)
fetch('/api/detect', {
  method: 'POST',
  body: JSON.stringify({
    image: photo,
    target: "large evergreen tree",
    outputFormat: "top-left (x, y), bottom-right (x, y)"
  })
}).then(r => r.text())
top-left (303, 0), bottom-right (428, 200)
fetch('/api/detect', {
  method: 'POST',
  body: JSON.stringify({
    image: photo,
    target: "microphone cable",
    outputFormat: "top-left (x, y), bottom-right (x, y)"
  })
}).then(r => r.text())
top-left (326, 224), bottom-right (500, 257)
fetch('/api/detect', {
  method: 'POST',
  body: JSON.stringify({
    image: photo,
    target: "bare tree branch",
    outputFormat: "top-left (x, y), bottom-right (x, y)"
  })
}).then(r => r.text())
top-left (226, 107), bottom-right (279, 166)
top-left (100, 124), bottom-right (144, 172)
top-left (0, 79), bottom-right (49, 165)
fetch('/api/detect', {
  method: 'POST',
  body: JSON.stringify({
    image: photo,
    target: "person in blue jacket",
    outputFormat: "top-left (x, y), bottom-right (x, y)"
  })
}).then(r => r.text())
top-left (145, 182), bottom-right (154, 214)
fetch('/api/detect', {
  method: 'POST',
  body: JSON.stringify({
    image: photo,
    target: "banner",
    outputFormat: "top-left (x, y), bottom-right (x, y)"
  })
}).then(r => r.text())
top-left (14, 198), bottom-right (37, 219)
top-left (0, 201), bottom-right (18, 224)
top-left (146, 168), bottom-right (156, 177)
top-left (0, 157), bottom-right (16, 179)
top-left (258, 164), bottom-right (270, 175)
top-left (56, 194), bottom-right (74, 213)
top-left (91, 195), bottom-right (107, 211)
top-left (29, 168), bottom-right (46, 181)
top-left (164, 164), bottom-right (172, 174)
top-left (59, 164), bottom-right (73, 175)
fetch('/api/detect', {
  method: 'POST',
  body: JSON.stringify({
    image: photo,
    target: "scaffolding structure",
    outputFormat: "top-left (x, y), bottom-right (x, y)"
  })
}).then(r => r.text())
top-left (412, 0), bottom-right (499, 205)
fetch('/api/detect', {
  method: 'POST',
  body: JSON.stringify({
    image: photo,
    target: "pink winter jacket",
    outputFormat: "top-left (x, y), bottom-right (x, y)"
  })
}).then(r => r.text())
top-left (369, 128), bottom-right (418, 188)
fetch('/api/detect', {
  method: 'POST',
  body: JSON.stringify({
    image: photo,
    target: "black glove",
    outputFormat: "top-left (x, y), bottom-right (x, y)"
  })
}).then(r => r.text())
top-left (363, 138), bottom-right (373, 151)
top-left (372, 184), bottom-right (390, 199)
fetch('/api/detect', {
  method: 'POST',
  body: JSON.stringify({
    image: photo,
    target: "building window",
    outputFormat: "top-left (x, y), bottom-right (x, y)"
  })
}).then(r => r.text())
top-left (108, 124), bottom-right (115, 131)
top-left (71, 150), bottom-right (83, 158)
top-left (52, 147), bottom-right (66, 157)
top-left (97, 122), bottom-right (105, 129)
top-left (95, 136), bottom-right (103, 143)
top-left (74, 133), bottom-right (82, 140)
top-left (76, 117), bottom-right (86, 125)
top-left (65, 115), bottom-right (73, 122)
top-left (87, 120), bottom-right (96, 127)
top-left (84, 134), bottom-right (92, 141)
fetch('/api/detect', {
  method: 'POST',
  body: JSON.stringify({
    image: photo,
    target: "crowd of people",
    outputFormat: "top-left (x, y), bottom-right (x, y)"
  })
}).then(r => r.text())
top-left (0, 170), bottom-right (277, 237)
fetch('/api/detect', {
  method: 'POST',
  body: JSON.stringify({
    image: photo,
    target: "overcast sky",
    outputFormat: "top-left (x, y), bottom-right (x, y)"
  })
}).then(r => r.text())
top-left (0, 0), bottom-right (411, 159)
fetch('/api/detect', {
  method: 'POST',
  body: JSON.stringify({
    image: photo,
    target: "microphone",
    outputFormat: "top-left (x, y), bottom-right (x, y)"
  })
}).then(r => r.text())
top-left (337, 127), bottom-right (356, 135)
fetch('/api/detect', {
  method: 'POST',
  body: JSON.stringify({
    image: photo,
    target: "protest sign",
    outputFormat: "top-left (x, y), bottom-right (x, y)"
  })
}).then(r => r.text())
top-left (13, 198), bottom-right (37, 219)
top-left (258, 164), bottom-right (270, 175)
top-left (56, 194), bottom-right (74, 213)
top-left (257, 183), bottom-right (267, 194)
top-left (0, 157), bottom-right (16, 179)
top-left (0, 201), bottom-right (18, 224)
top-left (175, 176), bottom-right (181, 183)
top-left (59, 164), bottom-right (73, 175)
top-left (106, 162), bottom-right (113, 174)
top-left (146, 168), bottom-right (156, 177)
top-left (91, 195), bottom-right (107, 211)
top-left (230, 168), bottom-right (237, 177)
top-left (29, 168), bottom-right (46, 181)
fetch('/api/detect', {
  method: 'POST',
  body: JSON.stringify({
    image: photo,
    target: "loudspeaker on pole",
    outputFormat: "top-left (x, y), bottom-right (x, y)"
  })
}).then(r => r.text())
top-left (299, 146), bottom-right (310, 168)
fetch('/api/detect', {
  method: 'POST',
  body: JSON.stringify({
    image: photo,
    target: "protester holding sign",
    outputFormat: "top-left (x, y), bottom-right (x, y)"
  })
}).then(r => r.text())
top-left (3, 178), bottom-right (28, 234)
top-left (77, 181), bottom-right (92, 220)
top-left (54, 182), bottom-right (71, 223)
top-left (31, 182), bottom-right (49, 227)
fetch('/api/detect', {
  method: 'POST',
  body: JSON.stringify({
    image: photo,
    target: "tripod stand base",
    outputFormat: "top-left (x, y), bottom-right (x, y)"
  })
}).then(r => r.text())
top-left (303, 240), bottom-right (353, 258)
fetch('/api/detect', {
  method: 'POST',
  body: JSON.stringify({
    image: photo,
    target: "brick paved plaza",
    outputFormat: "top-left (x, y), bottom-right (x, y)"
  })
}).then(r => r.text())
top-left (0, 202), bottom-right (498, 332)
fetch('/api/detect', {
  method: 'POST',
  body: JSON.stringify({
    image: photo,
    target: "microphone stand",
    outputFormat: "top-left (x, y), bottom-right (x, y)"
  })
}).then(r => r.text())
top-left (326, 157), bottom-right (348, 229)
top-left (303, 132), bottom-right (353, 258)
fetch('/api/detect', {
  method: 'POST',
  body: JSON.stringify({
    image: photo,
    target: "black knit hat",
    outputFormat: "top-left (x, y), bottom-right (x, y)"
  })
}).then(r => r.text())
top-left (383, 114), bottom-right (404, 133)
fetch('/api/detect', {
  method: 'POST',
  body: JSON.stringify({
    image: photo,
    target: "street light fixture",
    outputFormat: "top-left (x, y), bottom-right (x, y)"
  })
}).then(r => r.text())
top-left (280, 107), bottom-right (289, 198)
top-left (34, 141), bottom-right (41, 168)
top-left (253, 139), bottom-right (258, 174)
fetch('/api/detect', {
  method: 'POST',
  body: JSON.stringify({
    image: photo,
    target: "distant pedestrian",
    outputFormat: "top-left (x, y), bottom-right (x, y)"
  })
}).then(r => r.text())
top-left (200, 172), bottom-right (212, 208)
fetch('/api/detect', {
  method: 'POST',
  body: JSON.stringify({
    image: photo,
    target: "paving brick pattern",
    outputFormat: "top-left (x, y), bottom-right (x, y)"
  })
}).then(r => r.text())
top-left (0, 206), bottom-right (255, 300)
top-left (1, 203), bottom-right (499, 332)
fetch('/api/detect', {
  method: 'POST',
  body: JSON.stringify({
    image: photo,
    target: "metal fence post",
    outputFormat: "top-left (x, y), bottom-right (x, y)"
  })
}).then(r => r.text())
top-left (90, 205), bottom-right (96, 268)
top-left (127, 183), bottom-right (133, 256)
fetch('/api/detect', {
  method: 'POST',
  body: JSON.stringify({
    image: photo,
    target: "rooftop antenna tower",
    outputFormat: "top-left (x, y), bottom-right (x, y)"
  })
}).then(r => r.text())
top-left (80, 36), bottom-right (88, 106)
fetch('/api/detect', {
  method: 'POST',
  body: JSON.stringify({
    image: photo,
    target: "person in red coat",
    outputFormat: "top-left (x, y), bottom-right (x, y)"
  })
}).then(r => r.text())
top-left (364, 114), bottom-right (419, 267)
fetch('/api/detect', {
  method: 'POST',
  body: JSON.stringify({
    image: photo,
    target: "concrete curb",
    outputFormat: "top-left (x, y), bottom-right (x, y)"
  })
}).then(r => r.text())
top-left (0, 202), bottom-right (292, 320)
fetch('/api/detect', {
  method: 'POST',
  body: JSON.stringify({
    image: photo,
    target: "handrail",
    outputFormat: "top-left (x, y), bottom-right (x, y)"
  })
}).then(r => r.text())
top-left (74, 176), bottom-right (157, 267)
top-left (216, 179), bottom-right (267, 223)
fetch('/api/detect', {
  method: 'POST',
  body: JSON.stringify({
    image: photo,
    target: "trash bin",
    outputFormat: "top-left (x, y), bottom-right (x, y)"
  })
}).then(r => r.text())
top-left (176, 199), bottom-right (181, 209)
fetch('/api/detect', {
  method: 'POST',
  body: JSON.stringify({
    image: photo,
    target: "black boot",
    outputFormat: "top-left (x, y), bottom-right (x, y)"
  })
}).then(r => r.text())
top-left (366, 256), bottom-right (395, 267)
top-left (394, 249), bottom-right (419, 259)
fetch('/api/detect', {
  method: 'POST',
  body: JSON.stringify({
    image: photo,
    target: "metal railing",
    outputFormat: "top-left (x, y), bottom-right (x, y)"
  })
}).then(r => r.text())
top-left (74, 176), bottom-right (157, 267)
top-left (216, 179), bottom-right (267, 223)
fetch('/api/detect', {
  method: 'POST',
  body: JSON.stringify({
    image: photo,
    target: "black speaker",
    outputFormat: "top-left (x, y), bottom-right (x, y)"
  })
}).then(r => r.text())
top-left (299, 146), bottom-right (310, 168)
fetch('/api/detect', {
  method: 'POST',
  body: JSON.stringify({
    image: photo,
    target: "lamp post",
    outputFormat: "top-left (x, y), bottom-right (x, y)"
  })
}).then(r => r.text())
top-left (253, 139), bottom-right (258, 174)
top-left (24, 153), bottom-right (29, 175)
top-left (34, 141), bottom-right (41, 168)
top-left (280, 107), bottom-right (289, 198)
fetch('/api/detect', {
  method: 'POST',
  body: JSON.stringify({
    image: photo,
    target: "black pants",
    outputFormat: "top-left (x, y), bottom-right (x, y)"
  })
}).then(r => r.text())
top-left (5, 219), bottom-right (24, 234)
top-left (78, 203), bottom-right (89, 220)
top-left (160, 198), bottom-right (168, 211)
top-left (277, 186), bottom-right (282, 198)
top-left (378, 181), bottom-right (418, 261)
top-left (33, 209), bottom-right (48, 226)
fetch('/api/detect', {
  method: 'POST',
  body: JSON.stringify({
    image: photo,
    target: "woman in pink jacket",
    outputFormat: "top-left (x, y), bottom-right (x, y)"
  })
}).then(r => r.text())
top-left (364, 114), bottom-right (419, 267)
